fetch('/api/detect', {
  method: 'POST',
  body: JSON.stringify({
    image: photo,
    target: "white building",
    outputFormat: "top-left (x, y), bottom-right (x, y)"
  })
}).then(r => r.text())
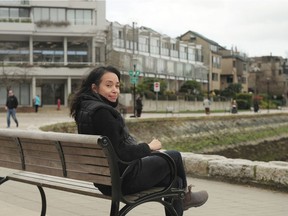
top-left (106, 22), bottom-right (208, 94)
top-left (0, 0), bottom-right (107, 106)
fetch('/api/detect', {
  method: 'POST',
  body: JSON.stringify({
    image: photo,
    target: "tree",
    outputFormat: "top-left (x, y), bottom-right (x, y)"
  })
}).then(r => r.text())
top-left (179, 80), bottom-right (202, 95)
top-left (137, 77), bottom-right (167, 95)
top-left (221, 83), bottom-right (243, 99)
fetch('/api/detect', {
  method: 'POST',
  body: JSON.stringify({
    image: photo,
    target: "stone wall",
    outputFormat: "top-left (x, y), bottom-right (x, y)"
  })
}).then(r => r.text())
top-left (182, 153), bottom-right (288, 190)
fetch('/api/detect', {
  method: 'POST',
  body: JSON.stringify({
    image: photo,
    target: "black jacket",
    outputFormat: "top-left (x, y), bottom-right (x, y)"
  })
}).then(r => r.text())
top-left (76, 93), bottom-right (151, 195)
top-left (6, 95), bottom-right (18, 109)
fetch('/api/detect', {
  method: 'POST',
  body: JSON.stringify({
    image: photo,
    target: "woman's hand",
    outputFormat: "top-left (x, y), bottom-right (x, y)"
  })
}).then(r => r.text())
top-left (148, 138), bottom-right (162, 151)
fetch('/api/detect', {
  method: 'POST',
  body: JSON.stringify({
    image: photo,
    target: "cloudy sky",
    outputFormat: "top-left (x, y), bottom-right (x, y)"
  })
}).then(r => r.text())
top-left (106, 0), bottom-right (288, 58)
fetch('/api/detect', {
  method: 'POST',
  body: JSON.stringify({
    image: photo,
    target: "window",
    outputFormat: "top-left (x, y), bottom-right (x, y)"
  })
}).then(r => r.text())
top-left (95, 47), bottom-right (101, 63)
top-left (118, 31), bottom-right (123, 39)
top-left (0, 7), bottom-right (30, 18)
top-left (34, 8), bottom-right (65, 22)
top-left (0, 41), bottom-right (29, 62)
top-left (212, 73), bottom-right (218, 81)
top-left (67, 9), bottom-right (92, 25)
top-left (33, 41), bottom-right (64, 63)
top-left (0, 8), bottom-right (9, 17)
top-left (67, 41), bottom-right (90, 63)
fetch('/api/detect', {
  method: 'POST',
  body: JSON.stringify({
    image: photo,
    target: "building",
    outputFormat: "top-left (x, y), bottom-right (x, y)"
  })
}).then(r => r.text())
top-left (179, 31), bottom-right (223, 94)
top-left (248, 56), bottom-right (288, 99)
top-left (106, 22), bottom-right (208, 94)
top-left (0, 0), bottom-right (107, 107)
top-left (179, 31), bottom-right (249, 95)
top-left (220, 48), bottom-right (249, 92)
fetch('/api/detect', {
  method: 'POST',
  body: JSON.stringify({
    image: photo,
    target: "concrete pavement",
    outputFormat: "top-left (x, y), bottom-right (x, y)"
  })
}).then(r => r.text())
top-left (1, 108), bottom-right (288, 215)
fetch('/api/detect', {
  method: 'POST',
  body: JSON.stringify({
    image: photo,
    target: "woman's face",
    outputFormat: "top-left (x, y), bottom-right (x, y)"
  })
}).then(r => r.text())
top-left (92, 72), bottom-right (120, 102)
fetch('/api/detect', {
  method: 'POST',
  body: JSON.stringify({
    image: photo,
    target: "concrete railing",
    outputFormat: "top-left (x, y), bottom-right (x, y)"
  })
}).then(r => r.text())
top-left (182, 153), bottom-right (288, 190)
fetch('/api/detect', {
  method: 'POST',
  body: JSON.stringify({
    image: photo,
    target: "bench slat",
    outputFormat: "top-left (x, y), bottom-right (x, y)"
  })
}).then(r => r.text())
top-left (66, 163), bottom-right (111, 176)
top-left (64, 155), bottom-right (109, 166)
top-left (7, 172), bottom-right (111, 199)
top-left (62, 146), bottom-right (106, 157)
top-left (0, 147), bottom-right (19, 155)
top-left (0, 161), bottom-right (22, 170)
top-left (66, 172), bottom-right (111, 185)
top-left (0, 154), bottom-right (21, 163)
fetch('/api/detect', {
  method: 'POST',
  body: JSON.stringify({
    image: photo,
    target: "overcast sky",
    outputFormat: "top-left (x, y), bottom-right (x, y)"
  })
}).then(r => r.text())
top-left (106, 0), bottom-right (288, 58)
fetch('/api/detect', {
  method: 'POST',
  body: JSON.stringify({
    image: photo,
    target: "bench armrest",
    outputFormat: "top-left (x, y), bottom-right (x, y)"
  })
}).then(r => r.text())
top-left (120, 151), bottom-right (180, 204)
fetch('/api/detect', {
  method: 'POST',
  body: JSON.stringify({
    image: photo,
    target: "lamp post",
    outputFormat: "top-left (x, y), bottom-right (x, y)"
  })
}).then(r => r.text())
top-left (129, 61), bottom-right (140, 117)
top-left (207, 71), bottom-right (210, 100)
top-left (267, 77), bottom-right (270, 113)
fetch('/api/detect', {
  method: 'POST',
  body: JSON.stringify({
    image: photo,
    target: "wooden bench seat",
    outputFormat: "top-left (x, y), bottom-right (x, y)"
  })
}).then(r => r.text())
top-left (0, 129), bottom-right (184, 216)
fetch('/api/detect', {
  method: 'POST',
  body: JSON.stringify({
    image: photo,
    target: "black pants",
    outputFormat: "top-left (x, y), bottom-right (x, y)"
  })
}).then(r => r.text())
top-left (123, 150), bottom-right (187, 216)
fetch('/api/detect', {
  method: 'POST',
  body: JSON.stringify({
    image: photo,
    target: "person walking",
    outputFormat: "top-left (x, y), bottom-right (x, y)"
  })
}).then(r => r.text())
top-left (34, 95), bottom-right (41, 113)
top-left (5, 89), bottom-right (19, 128)
top-left (135, 94), bottom-right (143, 117)
top-left (203, 97), bottom-right (211, 115)
top-left (70, 66), bottom-right (208, 216)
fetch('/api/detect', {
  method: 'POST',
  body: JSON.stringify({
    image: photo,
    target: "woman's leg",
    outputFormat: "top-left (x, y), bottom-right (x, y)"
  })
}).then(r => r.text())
top-left (123, 150), bottom-right (186, 216)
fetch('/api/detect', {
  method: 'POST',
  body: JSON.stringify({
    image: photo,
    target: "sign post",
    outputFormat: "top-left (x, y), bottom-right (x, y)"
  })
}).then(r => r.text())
top-left (129, 67), bottom-right (141, 117)
top-left (154, 82), bottom-right (160, 111)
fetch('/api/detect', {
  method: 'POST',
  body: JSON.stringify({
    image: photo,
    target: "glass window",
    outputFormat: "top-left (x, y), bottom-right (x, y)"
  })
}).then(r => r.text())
top-left (10, 8), bottom-right (19, 17)
top-left (75, 10), bottom-right (84, 25)
top-left (67, 40), bottom-right (90, 63)
top-left (67, 10), bottom-right (75, 23)
top-left (33, 41), bottom-right (64, 63)
top-left (42, 8), bottom-right (49, 20)
top-left (0, 41), bottom-right (29, 62)
top-left (19, 8), bottom-right (29, 17)
top-left (50, 8), bottom-right (58, 22)
top-left (83, 10), bottom-right (92, 25)
top-left (33, 8), bottom-right (41, 21)
top-left (67, 9), bottom-right (92, 25)
top-left (0, 8), bottom-right (9, 18)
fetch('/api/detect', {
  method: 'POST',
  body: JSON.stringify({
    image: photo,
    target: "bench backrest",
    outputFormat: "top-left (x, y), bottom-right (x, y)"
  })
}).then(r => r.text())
top-left (0, 129), bottom-right (117, 186)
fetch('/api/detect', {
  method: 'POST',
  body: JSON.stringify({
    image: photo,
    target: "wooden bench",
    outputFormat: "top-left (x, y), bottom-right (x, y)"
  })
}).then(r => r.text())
top-left (0, 129), bottom-right (185, 216)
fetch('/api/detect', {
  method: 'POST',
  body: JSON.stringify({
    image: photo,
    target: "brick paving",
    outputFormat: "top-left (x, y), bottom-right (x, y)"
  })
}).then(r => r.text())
top-left (0, 108), bottom-right (288, 215)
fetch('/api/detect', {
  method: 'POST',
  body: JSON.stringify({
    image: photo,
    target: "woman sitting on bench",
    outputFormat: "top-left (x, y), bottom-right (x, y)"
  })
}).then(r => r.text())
top-left (70, 66), bottom-right (208, 216)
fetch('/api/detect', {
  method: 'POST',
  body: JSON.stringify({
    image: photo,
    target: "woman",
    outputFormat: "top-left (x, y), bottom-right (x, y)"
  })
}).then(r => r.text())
top-left (70, 66), bottom-right (208, 215)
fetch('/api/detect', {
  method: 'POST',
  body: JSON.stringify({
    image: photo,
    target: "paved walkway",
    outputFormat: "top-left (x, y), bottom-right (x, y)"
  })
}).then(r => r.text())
top-left (1, 108), bottom-right (288, 216)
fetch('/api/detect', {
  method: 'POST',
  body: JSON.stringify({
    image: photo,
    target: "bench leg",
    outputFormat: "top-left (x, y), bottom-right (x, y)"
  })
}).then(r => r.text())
top-left (119, 199), bottom-right (179, 216)
top-left (110, 201), bottom-right (120, 216)
top-left (0, 176), bottom-right (8, 185)
top-left (37, 186), bottom-right (47, 216)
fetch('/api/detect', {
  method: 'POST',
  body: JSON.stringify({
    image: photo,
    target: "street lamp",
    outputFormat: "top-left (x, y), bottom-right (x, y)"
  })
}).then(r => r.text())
top-left (207, 71), bottom-right (210, 100)
top-left (129, 58), bottom-right (140, 117)
top-left (267, 77), bottom-right (270, 113)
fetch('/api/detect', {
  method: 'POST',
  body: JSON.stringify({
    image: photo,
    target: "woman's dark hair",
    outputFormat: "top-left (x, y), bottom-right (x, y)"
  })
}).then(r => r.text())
top-left (70, 66), bottom-right (121, 119)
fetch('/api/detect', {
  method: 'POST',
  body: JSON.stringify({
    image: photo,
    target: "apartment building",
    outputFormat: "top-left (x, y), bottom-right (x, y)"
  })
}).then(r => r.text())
top-left (179, 31), bottom-right (223, 93)
top-left (106, 22), bottom-right (207, 93)
top-left (0, 0), bottom-right (107, 106)
top-left (249, 56), bottom-right (288, 97)
top-left (220, 48), bottom-right (249, 92)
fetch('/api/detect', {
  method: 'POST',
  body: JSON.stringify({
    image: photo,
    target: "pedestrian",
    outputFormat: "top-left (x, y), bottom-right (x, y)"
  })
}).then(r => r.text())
top-left (203, 97), bottom-right (211, 115)
top-left (70, 66), bottom-right (208, 216)
top-left (135, 94), bottom-right (143, 117)
top-left (253, 100), bottom-right (259, 113)
top-left (34, 95), bottom-right (41, 112)
top-left (5, 89), bottom-right (19, 128)
top-left (231, 99), bottom-right (238, 114)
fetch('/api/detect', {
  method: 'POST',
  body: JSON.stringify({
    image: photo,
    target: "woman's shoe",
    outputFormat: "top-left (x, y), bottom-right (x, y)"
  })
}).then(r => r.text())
top-left (183, 185), bottom-right (208, 210)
